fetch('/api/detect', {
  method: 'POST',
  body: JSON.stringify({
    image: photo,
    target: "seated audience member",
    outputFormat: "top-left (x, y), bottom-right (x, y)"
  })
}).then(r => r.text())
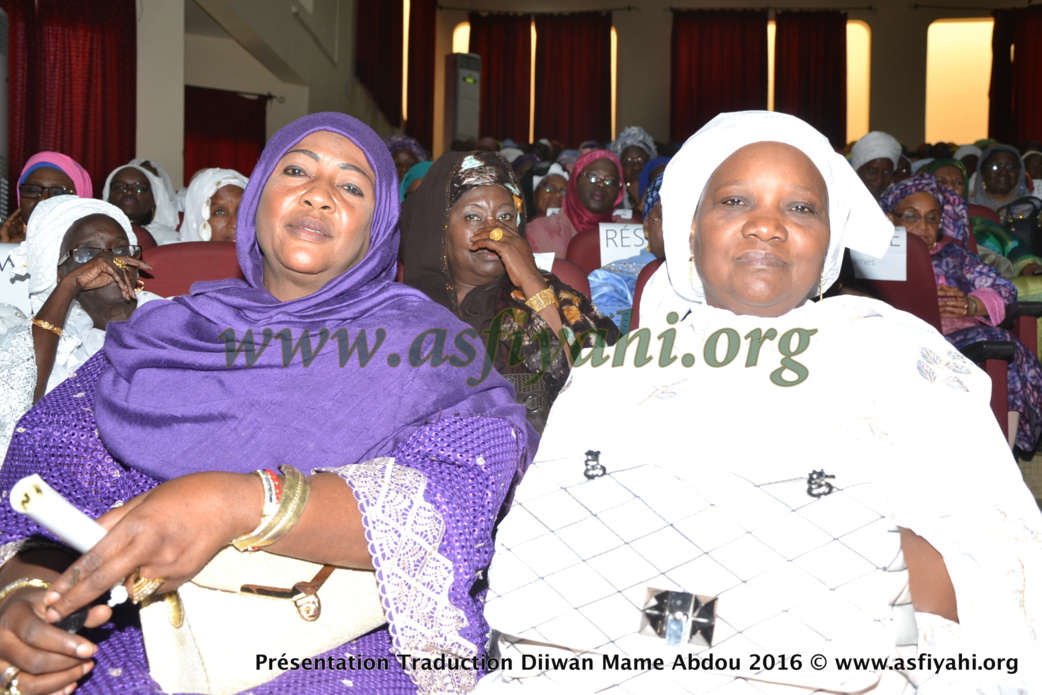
top-left (0, 197), bottom-right (158, 458)
top-left (970, 144), bottom-right (1041, 212)
top-left (638, 156), bottom-right (671, 208)
top-left (893, 155), bottom-right (913, 184)
top-left (525, 149), bottom-right (626, 257)
top-left (399, 160), bottom-right (432, 202)
top-left (955, 144), bottom-right (982, 180)
top-left (1024, 150), bottom-right (1042, 184)
top-left (484, 111), bottom-right (1042, 694)
top-left (530, 163), bottom-right (568, 219)
top-left (400, 151), bottom-right (617, 433)
top-left (383, 133), bottom-right (429, 181)
top-left (130, 158), bottom-right (179, 212)
top-left (588, 171), bottom-right (665, 331)
top-left (103, 163), bottom-right (181, 245)
top-left (610, 125), bottom-right (657, 209)
top-left (0, 152), bottom-right (93, 243)
top-left (851, 130), bottom-right (902, 199)
top-left (880, 173), bottom-right (1042, 453)
top-left (179, 168), bottom-right (248, 242)
top-left (0, 112), bottom-right (533, 695)
top-left (556, 148), bottom-right (580, 174)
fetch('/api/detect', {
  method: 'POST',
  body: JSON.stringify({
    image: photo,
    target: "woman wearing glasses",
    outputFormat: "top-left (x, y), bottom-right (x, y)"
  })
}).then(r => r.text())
top-left (881, 173), bottom-right (1042, 455)
top-left (0, 152), bottom-right (93, 244)
top-left (0, 196), bottom-right (159, 459)
top-left (103, 163), bottom-right (181, 245)
top-left (525, 149), bottom-right (627, 258)
top-left (970, 145), bottom-right (1039, 212)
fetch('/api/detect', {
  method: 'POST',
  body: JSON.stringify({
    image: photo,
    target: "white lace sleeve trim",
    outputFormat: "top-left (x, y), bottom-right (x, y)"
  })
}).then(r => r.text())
top-left (322, 457), bottom-right (479, 695)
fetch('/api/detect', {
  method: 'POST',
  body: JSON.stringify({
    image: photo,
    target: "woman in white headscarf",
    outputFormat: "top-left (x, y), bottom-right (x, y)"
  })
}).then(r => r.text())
top-left (103, 163), bottom-right (181, 245)
top-left (179, 168), bottom-right (248, 242)
top-left (483, 111), bottom-right (1042, 694)
top-left (0, 197), bottom-right (159, 459)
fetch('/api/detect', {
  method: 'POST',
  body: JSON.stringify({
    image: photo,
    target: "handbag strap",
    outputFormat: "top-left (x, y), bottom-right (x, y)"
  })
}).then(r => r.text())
top-left (239, 564), bottom-right (335, 622)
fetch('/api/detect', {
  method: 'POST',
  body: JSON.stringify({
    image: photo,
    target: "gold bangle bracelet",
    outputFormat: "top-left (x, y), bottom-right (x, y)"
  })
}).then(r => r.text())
top-left (0, 577), bottom-right (52, 604)
top-left (30, 318), bottom-right (63, 337)
top-left (524, 287), bottom-right (557, 313)
top-left (232, 465), bottom-right (311, 551)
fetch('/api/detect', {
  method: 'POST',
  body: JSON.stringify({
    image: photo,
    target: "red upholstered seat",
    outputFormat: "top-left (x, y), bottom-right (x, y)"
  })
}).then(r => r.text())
top-left (565, 228), bottom-right (601, 275)
top-left (551, 258), bottom-right (591, 297)
top-left (140, 241), bottom-right (243, 297)
top-left (630, 257), bottom-right (664, 331)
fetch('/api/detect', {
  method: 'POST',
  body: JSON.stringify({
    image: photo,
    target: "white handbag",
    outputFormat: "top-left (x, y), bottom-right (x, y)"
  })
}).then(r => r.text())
top-left (139, 546), bottom-right (386, 695)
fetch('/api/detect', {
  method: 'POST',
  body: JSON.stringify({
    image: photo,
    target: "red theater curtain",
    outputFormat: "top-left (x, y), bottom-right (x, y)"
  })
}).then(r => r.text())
top-left (184, 86), bottom-right (267, 184)
top-left (988, 10), bottom-right (1015, 144)
top-left (533, 12), bottom-right (612, 147)
top-left (670, 10), bottom-right (768, 143)
top-left (3, 0), bottom-right (136, 202)
top-left (1010, 6), bottom-right (1042, 143)
top-left (355, 0), bottom-right (403, 128)
top-left (405, 0), bottom-right (436, 151)
top-left (469, 12), bottom-right (532, 143)
top-left (774, 11), bottom-right (847, 149)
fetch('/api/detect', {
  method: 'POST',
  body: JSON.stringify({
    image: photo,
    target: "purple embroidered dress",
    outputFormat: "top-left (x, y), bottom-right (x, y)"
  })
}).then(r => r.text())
top-left (880, 175), bottom-right (1042, 452)
top-left (0, 113), bottom-right (535, 694)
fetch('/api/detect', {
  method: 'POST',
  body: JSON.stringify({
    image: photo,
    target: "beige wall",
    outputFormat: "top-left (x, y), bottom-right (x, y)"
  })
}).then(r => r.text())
top-left (137, 0), bottom-right (186, 187)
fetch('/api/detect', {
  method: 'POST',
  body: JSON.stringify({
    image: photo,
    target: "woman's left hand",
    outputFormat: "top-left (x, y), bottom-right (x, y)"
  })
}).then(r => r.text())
top-left (937, 284), bottom-right (976, 318)
top-left (42, 473), bottom-right (257, 623)
top-left (471, 225), bottom-right (547, 297)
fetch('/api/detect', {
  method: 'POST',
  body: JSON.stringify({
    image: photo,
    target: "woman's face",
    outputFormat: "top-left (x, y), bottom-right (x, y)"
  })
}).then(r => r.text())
top-left (108, 167), bottom-right (155, 225)
top-left (1025, 154), bottom-right (1042, 181)
top-left (645, 201), bottom-right (664, 259)
top-left (981, 151), bottom-right (1020, 196)
top-left (392, 149), bottom-right (419, 181)
top-left (576, 158), bottom-right (620, 215)
top-left (446, 185), bottom-right (516, 288)
top-left (692, 142), bottom-right (830, 318)
top-left (856, 157), bottom-right (894, 200)
top-left (931, 164), bottom-right (965, 198)
top-left (620, 145), bottom-right (650, 183)
top-left (959, 154), bottom-right (979, 176)
top-left (255, 130), bottom-right (376, 301)
top-left (58, 214), bottom-right (138, 316)
top-left (209, 184), bottom-right (244, 242)
top-left (892, 157), bottom-right (912, 184)
top-left (534, 174), bottom-right (567, 215)
top-left (889, 191), bottom-right (942, 249)
top-left (19, 167), bottom-right (75, 222)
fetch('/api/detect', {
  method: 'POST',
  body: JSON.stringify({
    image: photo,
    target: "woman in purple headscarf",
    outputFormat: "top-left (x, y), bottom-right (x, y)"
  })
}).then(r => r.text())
top-left (880, 173), bottom-right (1042, 454)
top-left (0, 113), bottom-right (533, 694)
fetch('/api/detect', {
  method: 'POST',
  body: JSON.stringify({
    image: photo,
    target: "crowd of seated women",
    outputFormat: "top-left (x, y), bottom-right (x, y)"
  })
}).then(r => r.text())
top-left (0, 112), bottom-right (1039, 695)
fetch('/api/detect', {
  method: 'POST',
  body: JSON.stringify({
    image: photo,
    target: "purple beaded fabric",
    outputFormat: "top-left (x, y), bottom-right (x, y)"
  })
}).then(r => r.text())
top-left (1, 354), bottom-right (529, 693)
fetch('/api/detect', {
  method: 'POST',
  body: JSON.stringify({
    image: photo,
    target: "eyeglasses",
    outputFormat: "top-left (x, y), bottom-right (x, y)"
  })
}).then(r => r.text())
top-left (540, 184), bottom-right (566, 195)
top-left (19, 183), bottom-right (74, 199)
top-left (622, 156), bottom-right (648, 166)
top-left (986, 162), bottom-right (1019, 173)
top-left (582, 172), bottom-right (620, 188)
top-left (111, 182), bottom-right (151, 195)
top-left (58, 245), bottom-right (142, 265)
top-left (895, 210), bottom-right (941, 227)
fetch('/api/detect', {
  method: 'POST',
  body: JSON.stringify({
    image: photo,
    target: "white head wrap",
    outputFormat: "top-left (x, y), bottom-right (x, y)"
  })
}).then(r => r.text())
top-left (180, 168), bottom-right (248, 242)
top-left (644, 111), bottom-right (892, 322)
top-left (954, 145), bottom-right (982, 161)
top-left (610, 125), bottom-right (658, 159)
top-left (12, 196), bottom-right (135, 313)
top-left (911, 158), bottom-right (935, 173)
top-left (532, 162), bottom-right (569, 193)
top-left (850, 131), bottom-right (902, 171)
top-left (499, 147), bottom-right (524, 164)
top-left (103, 164), bottom-right (180, 244)
top-left (129, 157), bottom-right (178, 208)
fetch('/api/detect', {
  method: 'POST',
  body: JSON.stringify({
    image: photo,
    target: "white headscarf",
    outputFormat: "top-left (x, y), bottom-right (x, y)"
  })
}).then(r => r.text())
top-left (179, 168), bottom-right (248, 242)
top-left (642, 111), bottom-right (893, 325)
top-left (532, 162), bottom-right (569, 193)
top-left (103, 164), bottom-right (180, 245)
top-left (129, 157), bottom-right (178, 210)
top-left (954, 145), bottom-right (982, 161)
top-left (850, 131), bottom-right (902, 171)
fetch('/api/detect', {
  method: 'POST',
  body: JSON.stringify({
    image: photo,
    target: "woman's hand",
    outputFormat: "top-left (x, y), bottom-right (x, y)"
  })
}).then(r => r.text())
top-left (59, 255), bottom-right (151, 303)
top-left (0, 209), bottom-right (26, 244)
top-left (470, 225), bottom-right (547, 299)
top-left (937, 284), bottom-right (978, 318)
top-left (0, 585), bottom-right (108, 695)
top-left (42, 473), bottom-right (258, 624)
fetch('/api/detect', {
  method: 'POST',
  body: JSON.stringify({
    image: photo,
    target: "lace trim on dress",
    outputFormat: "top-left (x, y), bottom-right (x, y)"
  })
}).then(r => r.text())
top-left (325, 457), bottom-right (478, 695)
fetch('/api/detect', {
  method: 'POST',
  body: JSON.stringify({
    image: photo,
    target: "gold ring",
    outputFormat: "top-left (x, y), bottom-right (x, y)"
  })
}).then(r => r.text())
top-left (0, 666), bottom-right (19, 690)
top-left (129, 573), bottom-right (166, 604)
top-left (489, 228), bottom-right (504, 241)
top-left (112, 256), bottom-right (128, 270)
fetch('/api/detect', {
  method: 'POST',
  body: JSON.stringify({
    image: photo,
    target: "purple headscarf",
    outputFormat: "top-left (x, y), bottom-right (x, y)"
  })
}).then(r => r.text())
top-left (383, 134), bottom-right (429, 163)
top-left (878, 172), bottom-right (970, 245)
top-left (96, 112), bottom-right (532, 481)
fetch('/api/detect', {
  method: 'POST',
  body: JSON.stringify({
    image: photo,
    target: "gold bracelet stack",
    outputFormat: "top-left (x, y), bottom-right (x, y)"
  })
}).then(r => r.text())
top-left (30, 318), bottom-right (63, 337)
top-left (0, 577), bottom-right (52, 604)
top-left (524, 287), bottom-right (557, 313)
top-left (232, 465), bottom-right (311, 551)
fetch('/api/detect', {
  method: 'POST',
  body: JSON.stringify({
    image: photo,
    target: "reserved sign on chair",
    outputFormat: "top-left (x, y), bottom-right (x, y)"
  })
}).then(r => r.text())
top-left (851, 226), bottom-right (907, 281)
top-left (0, 243), bottom-right (30, 315)
top-left (599, 223), bottom-right (648, 266)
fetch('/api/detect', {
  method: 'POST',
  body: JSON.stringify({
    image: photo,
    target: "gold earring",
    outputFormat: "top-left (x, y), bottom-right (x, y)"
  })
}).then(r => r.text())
top-left (689, 254), bottom-right (695, 287)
